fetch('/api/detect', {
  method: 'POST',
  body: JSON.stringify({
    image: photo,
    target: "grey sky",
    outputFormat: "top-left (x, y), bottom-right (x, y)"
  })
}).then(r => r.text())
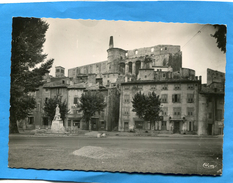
top-left (42, 18), bottom-right (226, 83)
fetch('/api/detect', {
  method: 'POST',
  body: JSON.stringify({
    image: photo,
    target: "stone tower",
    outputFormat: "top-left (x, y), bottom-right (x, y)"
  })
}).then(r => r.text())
top-left (107, 36), bottom-right (127, 73)
top-left (55, 66), bottom-right (65, 77)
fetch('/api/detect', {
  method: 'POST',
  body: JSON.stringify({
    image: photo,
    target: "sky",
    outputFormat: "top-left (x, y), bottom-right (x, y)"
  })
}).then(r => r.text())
top-left (42, 18), bottom-right (226, 83)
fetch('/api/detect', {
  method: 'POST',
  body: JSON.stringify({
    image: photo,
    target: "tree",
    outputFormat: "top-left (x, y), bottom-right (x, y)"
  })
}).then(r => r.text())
top-left (132, 91), bottom-right (161, 129)
top-left (10, 17), bottom-right (53, 133)
top-left (78, 91), bottom-right (107, 130)
top-left (212, 25), bottom-right (226, 53)
top-left (43, 95), bottom-right (69, 125)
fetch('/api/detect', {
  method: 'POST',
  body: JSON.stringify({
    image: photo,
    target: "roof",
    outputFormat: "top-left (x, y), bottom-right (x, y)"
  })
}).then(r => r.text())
top-left (50, 77), bottom-right (68, 82)
top-left (107, 47), bottom-right (127, 52)
top-left (43, 84), bottom-right (68, 88)
top-left (68, 60), bottom-right (108, 70)
top-left (68, 83), bottom-right (86, 89)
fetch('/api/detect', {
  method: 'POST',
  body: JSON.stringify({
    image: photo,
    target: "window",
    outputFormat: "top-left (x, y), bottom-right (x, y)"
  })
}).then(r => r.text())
top-left (174, 84), bottom-right (181, 90)
top-left (187, 107), bottom-right (194, 116)
top-left (56, 69), bottom-right (60, 73)
top-left (74, 121), bottom-right (80, 128)
top-left (101, 111), bottom-right (105, 118)
top-left (188, 121), bottom-right (193, 131)
top-left (162, 107), bottom-right (168, 116)
top-left (162, 84), bottom-right (168, 90)
top-left (135, 50), bottom-right (138, 55)
top-left (124, 86), bottom-right (130, 90)
top-left (151, 48), bottom-right (154, 52)
top-left (172, 94), bottom-right (181, 103)
top-left (187, 94), bottom-right (194, 103)
top-left (28, 117), bottom-right (34, 124)
top-left (73, 97), bottom-right (79, 104)
top-left (122, 107), bottom-right (130, 116)
top-left (124, 95), bottom-right (130, 103)
top-left (187, 84), bottom-right (194, 90)
top-left (43, 117), bottom-right (48, 126)
top-left (56, 88), bottom-right (60, 95)
top-left (61, 70), bottom-right (64, 74)
top-left (37, 103), bottom-right (40, 112)
top-left (150, 85), bottom-right (156, 90)
top-left (173, 107), bottom-right (181, 118)
top-left (161, 94), bottom-right (168, 103)
top-left (209, 113), bottom-right (212, 119)
top-left (161, 121), bottom-right (166, 130)
top-left (163, 73), bottom-right (166, 78)
top-left (217, 109), bottom-right (223, 121)
top-left (138, 85), bottom-right (143, 90)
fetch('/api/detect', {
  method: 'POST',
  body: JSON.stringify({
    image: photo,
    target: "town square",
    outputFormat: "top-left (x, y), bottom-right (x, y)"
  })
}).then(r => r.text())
top-left (9, 17), bottom-right (225, 175)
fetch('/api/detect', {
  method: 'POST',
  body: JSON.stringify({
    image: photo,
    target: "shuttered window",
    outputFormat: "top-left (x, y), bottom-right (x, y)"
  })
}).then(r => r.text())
top-left (173, 107), bottom-right (181, 118)
top-left (124, 95), bottom-right (130, 103)
top-left (187, 84), bottom-right (194, 90)
top-left (174, 84), bottom-right (181, 90)
top-left (172, 94), bottom-right (181, 103)
top-left (187, 107), bottom-right (194, 116)
top-left (162, 107), bottom-right (168, 116)
top-left (161, 94), bottom-right (168, 103)
top-left (187, 94), bottom-right (194, 103)
top-left (74, 97), bottom-right (79, 104)
top-left (122, 107), bottom-right (130, 116)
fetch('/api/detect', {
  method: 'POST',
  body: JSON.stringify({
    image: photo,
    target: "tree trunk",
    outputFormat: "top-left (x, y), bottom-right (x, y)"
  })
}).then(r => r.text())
top-left (89, 119), bottom-right (91, 131)
top-left (9, 115), bottom-right (19, 134)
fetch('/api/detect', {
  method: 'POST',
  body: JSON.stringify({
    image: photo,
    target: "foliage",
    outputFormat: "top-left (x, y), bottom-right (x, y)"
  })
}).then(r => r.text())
top-left (10, 17), bottom-right (53, 133)
top-left (212, 25), bottom-right (226, 53)
top-left (132, 91), bottom-right (161, 123)
top-left (43, 95), bottom-right (69, 123)
top-left (78, 91), bottom-right (107, 130)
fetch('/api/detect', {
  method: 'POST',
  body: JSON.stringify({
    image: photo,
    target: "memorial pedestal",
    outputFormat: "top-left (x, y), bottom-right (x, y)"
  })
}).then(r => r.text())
top-left (51, 120), bottom-right (66, 133)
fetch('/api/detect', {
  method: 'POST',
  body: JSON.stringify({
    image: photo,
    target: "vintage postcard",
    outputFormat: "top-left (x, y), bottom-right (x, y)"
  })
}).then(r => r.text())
top-left (8, 18), bottom-right (225, 175)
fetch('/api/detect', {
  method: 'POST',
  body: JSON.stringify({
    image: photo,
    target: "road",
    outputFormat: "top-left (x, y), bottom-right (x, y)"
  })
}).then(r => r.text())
top-left (8, 136), bottom-right (223, 175)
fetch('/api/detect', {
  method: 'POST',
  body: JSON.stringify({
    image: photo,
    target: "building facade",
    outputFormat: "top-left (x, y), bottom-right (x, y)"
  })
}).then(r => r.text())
top-left (23, 36), bottom-right (224, 135)
top-left (119, 68), bottom-right (201, 134)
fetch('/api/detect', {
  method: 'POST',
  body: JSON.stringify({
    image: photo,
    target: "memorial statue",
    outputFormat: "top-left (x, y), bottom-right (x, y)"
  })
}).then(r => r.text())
top-left (54, 104), bottom-right (61, 121)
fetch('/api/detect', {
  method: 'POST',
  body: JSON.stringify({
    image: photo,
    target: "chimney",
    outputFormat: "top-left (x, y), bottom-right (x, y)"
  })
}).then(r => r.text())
top-left (109, 36), bottom-right (114, 48)
top-left (199, 76), bottom-right (202, 83)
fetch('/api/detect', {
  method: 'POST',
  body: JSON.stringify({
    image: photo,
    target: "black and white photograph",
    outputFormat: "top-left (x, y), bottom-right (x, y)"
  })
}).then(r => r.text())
top-left (8, 17), bottom-right (226, 175)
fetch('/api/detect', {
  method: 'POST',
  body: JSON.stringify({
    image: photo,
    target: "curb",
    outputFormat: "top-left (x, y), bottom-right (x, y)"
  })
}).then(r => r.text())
top-left (9, 133), bottom-right (223, 139)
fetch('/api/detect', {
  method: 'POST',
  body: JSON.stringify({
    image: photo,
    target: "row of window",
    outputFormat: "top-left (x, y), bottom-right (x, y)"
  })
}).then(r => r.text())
top-left (124, 93), bottom-right (194, 104)
top-left (122, 107), bottom-right (195, 117)
top-left (125, 47), bottom-right (168, 57)
top-left (124, 84), bottom-right (195, 91)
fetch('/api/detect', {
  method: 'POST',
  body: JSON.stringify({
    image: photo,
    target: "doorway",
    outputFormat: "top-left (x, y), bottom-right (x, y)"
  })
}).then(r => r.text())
top-left (173, 121), bottom-right (180, 133)
top-left (124, 122), bottom-right (129, 131)
top-left (91, 118), bottom-right (99, 131)
top-left (208, 124), bottom-right (212, 135)
top-left (161, 121), bottom-right (167, 131)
